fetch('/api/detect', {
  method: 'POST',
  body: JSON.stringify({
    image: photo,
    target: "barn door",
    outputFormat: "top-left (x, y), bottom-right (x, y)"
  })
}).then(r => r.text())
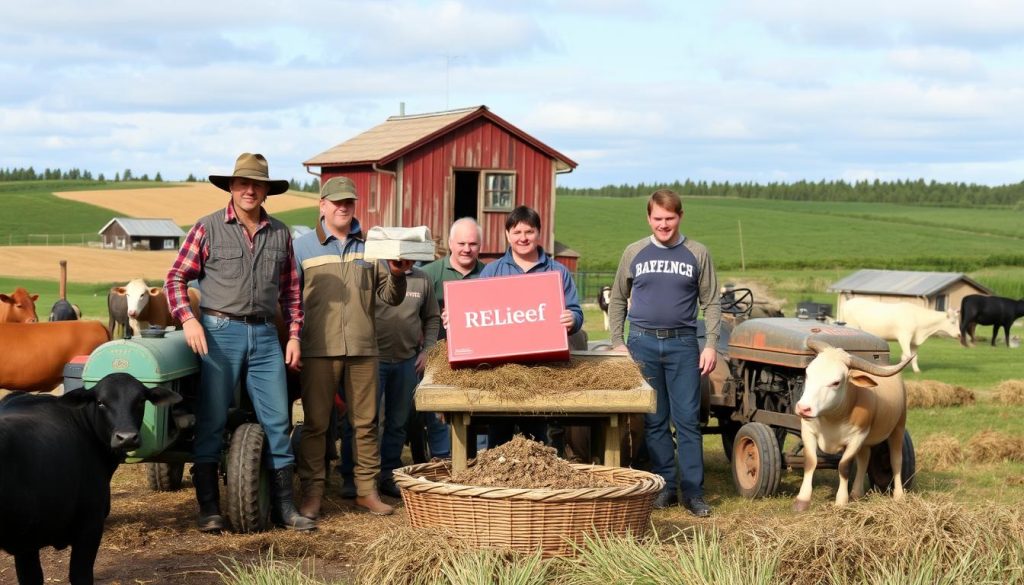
top-left (453, 170), bottom-right (479, 223)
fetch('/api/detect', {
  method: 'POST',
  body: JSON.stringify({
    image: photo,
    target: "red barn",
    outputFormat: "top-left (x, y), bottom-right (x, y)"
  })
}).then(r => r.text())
top-left (303, 106), bottom-right (579, 269)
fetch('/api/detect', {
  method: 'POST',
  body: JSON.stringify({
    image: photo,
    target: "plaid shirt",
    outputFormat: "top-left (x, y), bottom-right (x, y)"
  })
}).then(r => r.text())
top-left (165, 201), bottom-right (303, 339)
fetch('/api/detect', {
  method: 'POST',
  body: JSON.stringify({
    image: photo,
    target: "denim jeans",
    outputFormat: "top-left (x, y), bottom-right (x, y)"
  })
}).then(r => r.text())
top-left (424, 412), bottom-right (451, 459)
top-left (628, 330), bottom-right (703, 497)
top-left (340, 356), bottom-right (417, 481)
top-left (193, 313), bottom-right (293, 470)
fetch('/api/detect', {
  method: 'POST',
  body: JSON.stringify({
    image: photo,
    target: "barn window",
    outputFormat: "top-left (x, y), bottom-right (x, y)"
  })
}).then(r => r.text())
top-left (483, 172), bottom-right (515, 211)
top-left (163, 238), bottom-right (176, 250)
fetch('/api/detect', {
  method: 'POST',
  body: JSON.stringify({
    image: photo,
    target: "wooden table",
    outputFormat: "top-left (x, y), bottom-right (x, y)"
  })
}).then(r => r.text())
top-left (414, 351), bottom-right (656, 472)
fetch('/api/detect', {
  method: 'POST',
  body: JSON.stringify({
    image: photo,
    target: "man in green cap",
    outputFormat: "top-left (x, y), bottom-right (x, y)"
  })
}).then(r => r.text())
top-left (166, 152), bottom-right (315, 532)
top-left (292, 175), bottom-right (411, 517)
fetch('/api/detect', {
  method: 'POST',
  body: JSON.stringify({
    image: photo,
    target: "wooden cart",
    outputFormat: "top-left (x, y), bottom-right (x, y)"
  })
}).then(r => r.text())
top-left (414, 351), bottom-right (656, 472)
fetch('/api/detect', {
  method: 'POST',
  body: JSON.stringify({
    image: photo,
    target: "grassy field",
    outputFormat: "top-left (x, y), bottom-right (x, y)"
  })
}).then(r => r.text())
top-left (556, 195), bottom-right (1024, 272)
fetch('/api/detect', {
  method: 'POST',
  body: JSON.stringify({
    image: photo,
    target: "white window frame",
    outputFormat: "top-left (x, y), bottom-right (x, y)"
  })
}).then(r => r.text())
top-left (482, 171), bottom-right (515, 212)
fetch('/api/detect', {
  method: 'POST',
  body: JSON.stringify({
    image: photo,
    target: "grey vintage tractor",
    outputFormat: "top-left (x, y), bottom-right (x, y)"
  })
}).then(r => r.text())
top-left (65, 329), bottom-right (276, 532)
top-left (699, 294), bottom-right (916, 498)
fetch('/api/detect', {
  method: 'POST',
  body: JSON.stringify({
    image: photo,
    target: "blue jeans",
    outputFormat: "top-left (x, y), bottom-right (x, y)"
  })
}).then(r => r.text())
top-left (628, 330), bottom-right (703, 497)
top-left (341, 356), bottom-right (417, 480)
top-left (424, 412), bottom-right (451, 459)
top-left (193, 314), bottom-right (293, 470)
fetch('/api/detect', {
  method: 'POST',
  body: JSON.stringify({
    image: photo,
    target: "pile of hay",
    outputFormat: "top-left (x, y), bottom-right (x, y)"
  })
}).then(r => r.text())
top-left (916, 433), bottom-right (964, 471)
top-left (966, 430), bottom-right (1024, 463)
top-left (905, 380), bottom-right (976, 408)
top-left (735, 494), bottom-right (1024, 585)
top-left (425, 342), bottom-right (644, 400)
top-left (448, 435), bottom-right (616, 489)
top-left (995, 380), bottom-right (1024, 406)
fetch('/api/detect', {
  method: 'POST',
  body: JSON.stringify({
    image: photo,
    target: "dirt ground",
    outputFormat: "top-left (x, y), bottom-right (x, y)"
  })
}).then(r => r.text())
top-left (0, 246), bottom-right (178, 281)
top-left (0, 464), bottom-right (396, 585)
top-left (54, 183), bottom-right (317, 226)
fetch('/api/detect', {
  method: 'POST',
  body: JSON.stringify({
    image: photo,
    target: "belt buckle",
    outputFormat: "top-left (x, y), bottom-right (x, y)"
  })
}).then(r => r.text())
top-left (655, 329), bottom-right (671, 339)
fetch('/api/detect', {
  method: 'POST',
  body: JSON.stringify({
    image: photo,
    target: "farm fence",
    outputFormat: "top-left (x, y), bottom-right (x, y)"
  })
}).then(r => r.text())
top-left (573, 271), bottom-right (616, 304)
top-left (0, 233), bottom-right (103, 246)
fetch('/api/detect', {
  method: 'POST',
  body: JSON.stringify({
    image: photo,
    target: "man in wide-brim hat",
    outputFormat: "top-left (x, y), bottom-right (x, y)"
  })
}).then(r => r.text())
top-left (165, 152), bottom-right (315, 532)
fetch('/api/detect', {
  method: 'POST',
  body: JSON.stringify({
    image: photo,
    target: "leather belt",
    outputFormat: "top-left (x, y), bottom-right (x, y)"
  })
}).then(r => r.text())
top-left (203, 309), bottom-right (270, 325)
top-left (631, 324), bottom-right (696, 339)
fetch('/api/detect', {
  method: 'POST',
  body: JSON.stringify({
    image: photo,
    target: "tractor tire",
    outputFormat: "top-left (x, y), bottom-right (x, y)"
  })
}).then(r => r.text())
top-left (867, 430), bottom-right (916, 493)
top-left (225, 422), bottom-right (271, 533)
top-left (146, 462), bottom-right (184, 491)
top-left (731, 422), bottom-right (782, 498)
top-left (722, 420), bottom-right (785, 463)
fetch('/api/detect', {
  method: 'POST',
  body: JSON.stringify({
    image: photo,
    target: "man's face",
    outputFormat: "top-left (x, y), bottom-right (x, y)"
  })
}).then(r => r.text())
top-left (230, 178), bottom-right (269, 214)
top-left (647, 203), bottom-right (682, 245)
top-left (506, 222), bottom-right (539, 258)
top-left (321, 198), bottom-right (355, 232)
top-left (448, 223), bottom-right (481, 271)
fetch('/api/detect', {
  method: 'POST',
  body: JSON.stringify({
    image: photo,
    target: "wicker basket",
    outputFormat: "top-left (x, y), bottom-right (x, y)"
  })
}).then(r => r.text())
top-left (392, 461), bottom-right (665, 558)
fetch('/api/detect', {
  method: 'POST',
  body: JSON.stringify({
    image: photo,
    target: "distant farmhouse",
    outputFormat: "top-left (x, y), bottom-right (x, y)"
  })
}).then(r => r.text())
top-left (303, 105), bottom-right (580, 269)
top-left (828, 269), bottom-right (993, 314)
top-left (99, 218), bottom-right (184, 251)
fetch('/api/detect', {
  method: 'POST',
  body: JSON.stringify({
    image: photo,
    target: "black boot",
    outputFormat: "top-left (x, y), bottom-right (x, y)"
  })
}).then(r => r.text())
top-left (271, 466), bottom-right (316, 531)
top-left (192, 462), bottom-right (225, 533)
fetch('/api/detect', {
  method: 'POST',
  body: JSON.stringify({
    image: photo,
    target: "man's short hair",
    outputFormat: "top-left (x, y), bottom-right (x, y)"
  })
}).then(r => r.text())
top-left (449, 217), bottom-right (483, 242)
top-left (505, 205), bottom-right (542, 231)
top-left (647, 189), bottom-right (683, 216)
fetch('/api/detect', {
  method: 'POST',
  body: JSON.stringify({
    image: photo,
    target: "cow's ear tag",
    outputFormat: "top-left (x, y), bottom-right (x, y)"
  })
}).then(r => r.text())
top-left (848, 374), bottom-right (877, 388)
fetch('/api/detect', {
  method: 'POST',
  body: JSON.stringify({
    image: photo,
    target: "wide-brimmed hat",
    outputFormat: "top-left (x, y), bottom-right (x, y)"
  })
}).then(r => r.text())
top-left (209, 152), bottom-right (290, 196)
top-left (321, 176), bottom-right (358, 201)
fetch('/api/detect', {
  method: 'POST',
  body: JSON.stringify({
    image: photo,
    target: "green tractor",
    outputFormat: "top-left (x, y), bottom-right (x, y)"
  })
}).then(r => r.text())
top-left (66, 329), bottom-right (274, 533)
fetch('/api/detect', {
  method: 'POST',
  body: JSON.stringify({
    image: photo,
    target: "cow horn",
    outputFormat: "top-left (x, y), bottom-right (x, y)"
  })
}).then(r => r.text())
top-left (846, 352), bottom-right (914, 377)
top-left (805, 336), bottom-right (834, 353)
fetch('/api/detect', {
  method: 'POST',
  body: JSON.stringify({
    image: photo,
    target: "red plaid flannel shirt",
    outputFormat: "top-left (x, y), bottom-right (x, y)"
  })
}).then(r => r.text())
top-left (165, 202), bottom-right (303, 339)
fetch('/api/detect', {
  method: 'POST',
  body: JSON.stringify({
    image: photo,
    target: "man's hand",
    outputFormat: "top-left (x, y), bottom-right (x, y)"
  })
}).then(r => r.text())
top-left (415, 351), bottom-right (428, 376)
top-left (183, 317), bottom-right (208, 356)
top-left (441, 308), bottom-right (449, 329)
top-left (699, 347), bottom-right (717, 376)
top-left (387, 259), bottom-right (414, 276)
top-left (559, 309), bottom-right (575, 332)
top-left (285, 338), bottom-right (302, 371)
top-left (611, 344), bottom-right (628, 353)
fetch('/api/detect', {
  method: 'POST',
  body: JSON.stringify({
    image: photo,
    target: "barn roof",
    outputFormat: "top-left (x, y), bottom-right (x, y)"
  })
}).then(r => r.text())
top-left (828, 269), bottom-right (993, 296)
top-left (304, 105), bottom-right (577, 171)
top-left (98, 218), bottom-right (185, 237)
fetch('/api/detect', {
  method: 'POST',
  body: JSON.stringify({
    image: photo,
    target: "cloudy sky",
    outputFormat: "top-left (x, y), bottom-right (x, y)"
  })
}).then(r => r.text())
top-left (3, 0), bottom-right (1024, 187)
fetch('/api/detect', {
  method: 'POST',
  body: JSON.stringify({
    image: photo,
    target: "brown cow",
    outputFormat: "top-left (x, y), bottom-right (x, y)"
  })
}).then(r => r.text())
top-left (0, 288), bottom-right (39, 323)
top-left (0, 321), bottom-right (111, 392)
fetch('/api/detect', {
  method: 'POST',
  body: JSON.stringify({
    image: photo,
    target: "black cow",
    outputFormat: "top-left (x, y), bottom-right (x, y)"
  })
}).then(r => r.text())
top-left (598, 285), bottom-right (612, 330)
top-left (0, 373), bottom-right (180, 585)
top-left (959, 294), bottom-right (1024, 347)
top-left (48, 299), bottom-right (81, 321)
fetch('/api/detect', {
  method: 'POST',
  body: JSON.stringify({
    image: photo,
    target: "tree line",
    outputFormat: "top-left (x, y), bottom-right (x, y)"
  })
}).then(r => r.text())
top-left (558, 178), bottom-right (1024, 208)
top-left (0, 167), bottom-right (320, 193)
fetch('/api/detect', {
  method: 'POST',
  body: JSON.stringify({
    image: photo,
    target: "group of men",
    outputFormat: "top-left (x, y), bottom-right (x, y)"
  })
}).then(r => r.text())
top-left (165, 152), bottom-right (721, 533)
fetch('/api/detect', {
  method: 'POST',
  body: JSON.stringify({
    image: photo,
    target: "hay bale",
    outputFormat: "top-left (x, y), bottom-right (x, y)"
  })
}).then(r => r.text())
top-left (916, 433), bottom-right (964, 471)
top-left (905, 380), bottom-right (976, 408)
top-left (967, 430), bottom-right (1024, 463)
top-left (995, 380), bottom-right (1024, 406)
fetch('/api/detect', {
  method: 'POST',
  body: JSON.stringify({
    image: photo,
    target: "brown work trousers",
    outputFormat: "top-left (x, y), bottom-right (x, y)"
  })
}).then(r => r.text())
top-left (299, 355), bottom-right (380, 497)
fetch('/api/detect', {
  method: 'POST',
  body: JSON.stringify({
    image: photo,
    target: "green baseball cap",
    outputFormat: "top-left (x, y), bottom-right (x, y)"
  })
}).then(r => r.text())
top-left (321, 176), bottom-right (358, 201)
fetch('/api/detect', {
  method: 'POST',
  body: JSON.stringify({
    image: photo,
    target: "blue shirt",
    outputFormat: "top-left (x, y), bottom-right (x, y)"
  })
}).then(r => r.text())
top-left (479, 246), bottom-right (584, 335)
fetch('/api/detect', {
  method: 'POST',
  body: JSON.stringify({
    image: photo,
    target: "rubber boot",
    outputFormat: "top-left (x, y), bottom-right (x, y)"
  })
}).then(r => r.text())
top-left (192, 462), bottom-right (225, 533)
top-left (271, 466), bottom-right (317, 531)
top-left (299, 480), bottom-right (323, 520)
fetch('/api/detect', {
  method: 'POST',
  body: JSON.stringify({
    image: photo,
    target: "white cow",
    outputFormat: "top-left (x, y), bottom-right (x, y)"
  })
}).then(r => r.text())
top-left (793, 338), bottom-right (914, 511)
top-left (839, 298), bottom-right (959, 373)
top-left (108, 278), bottom-right (198, 337)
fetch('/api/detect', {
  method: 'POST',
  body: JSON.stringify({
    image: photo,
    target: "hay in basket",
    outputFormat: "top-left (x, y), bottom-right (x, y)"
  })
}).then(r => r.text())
top-left (392, 436), bottom-right (664, 558)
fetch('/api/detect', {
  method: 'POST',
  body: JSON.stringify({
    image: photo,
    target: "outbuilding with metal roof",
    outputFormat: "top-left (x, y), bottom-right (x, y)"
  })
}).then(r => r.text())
top-left (99, 218), bottom-right (185, 251)
top-left (828, 269), bottom-right (993, 314)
